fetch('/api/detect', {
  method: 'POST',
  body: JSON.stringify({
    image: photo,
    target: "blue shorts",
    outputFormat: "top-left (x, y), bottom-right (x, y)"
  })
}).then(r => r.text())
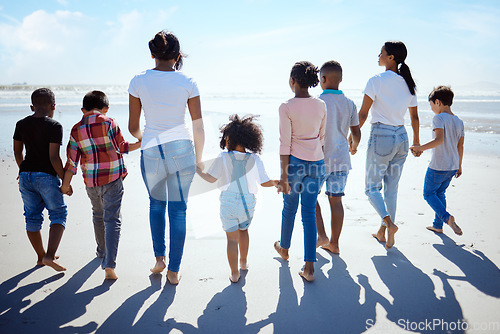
top-left (323, 171), bottom-right (349, 197)
top-left (220, 191), bottom-right (256, 233)
top-left (18, 172), bottom-right (67, 232)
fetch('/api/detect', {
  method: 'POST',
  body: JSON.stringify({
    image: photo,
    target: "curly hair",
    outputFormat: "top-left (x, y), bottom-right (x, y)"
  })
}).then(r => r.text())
top-left (219, 114), bottom-right (263, 154)
top-left (290, 61), bottom-right (319, 88)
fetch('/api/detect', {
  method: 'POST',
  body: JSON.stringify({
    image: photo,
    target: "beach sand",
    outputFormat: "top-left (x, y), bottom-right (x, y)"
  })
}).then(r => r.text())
top-left (0, 140), bottom-right (499, 333)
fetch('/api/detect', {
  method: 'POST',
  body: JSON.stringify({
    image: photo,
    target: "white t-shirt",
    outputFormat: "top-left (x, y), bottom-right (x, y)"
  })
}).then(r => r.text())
top-left (429, 113), bottom-right (464, 171)
top-left (364, 70), bottom-right (417, 126)
top-left (207, 151), bottom-right (270, 194)
top-left (128, 70), bottom-right (199, 150)
top-left (320, 91), bottom-right (359, 172)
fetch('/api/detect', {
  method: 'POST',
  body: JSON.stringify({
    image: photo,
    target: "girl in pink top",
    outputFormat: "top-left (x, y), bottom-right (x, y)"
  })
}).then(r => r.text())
top-left (275, 61), bottom-right (326, 282)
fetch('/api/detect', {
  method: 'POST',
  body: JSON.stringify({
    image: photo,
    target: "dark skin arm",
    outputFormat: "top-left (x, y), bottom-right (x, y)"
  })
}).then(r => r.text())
top-left (277, 155), bottom-right (290, 194)
top-left (49, 143), bottom-right (65, 180)
top-left (13, 140), bottom-right (24, 168)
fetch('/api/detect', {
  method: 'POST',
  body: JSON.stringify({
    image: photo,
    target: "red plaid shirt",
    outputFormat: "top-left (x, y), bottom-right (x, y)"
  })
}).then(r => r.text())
top-left (65, 110), bottom-right (130, 187)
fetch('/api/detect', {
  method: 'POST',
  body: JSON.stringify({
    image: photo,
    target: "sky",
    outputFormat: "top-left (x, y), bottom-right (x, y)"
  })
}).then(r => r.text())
top-left (1, 0), bottom-right (500, 94)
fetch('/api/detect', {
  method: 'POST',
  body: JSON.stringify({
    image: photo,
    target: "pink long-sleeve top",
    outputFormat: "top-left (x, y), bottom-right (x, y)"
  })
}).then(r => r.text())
top-left (279, 97), bottom-right (327, 161)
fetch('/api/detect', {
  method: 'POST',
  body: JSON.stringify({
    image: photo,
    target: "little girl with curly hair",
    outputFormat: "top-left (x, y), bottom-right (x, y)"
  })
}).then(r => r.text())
top-left (198, 114), bottom-right (278, 283)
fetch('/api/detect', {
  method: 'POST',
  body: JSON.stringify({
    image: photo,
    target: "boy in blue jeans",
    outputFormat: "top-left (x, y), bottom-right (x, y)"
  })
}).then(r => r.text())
top-left (315, 61), bottom-right (361, 254)
top-left (411, 86), bottom-right (463, 235)
top-left (14, 88), bottom-right (70, 272)
top-left (61, 90), bottom-right (140, 280)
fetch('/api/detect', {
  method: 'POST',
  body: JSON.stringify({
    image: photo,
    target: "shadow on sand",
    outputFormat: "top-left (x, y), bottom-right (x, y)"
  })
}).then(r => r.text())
top-left (433, 233), bottom-right (500, 298)
top-left (372, 247), bottom-right (464, 334)
top-left (0, 258), bottom-right (114, 333)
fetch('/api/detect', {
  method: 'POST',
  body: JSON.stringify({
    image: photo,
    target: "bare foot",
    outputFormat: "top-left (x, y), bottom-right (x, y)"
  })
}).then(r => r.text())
top-left (166, 270), bottom-right (181, 285)
top-left (385, 225), bottom-right (399, 249)
top-left (426, 226), bottom-right (443, 233)
top-left (42, 256), bottom-right (66, 272)
top-left (321, 243), bottom-right (340, 254)
top-left (230, 272), bottom-right (240, 283)
top-left (372, 233), bottom-right (386, 243)
top-left (299, 270), bottom-right (315, 282)
top-left (447, 216), bottom-right (462, 236)
top-left (150, 259), bottom-right (166, 274)
top-left (274, 241), bottom-right (289, 260)
top-left (105, 268), bottom-right (118, 280)
top-left (240, 261), bottom-right (249, 270)
top-left (37, 255), bottom-right (59, 266)
top-left (316, 236), bottom-right (329, 248)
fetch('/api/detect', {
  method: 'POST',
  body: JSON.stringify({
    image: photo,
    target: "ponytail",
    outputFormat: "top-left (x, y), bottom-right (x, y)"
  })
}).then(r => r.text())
top-left (384, 41), bottom-right (416, 95)
top-left (398, 62), bottom-right (416, 95)
top-left (149, 30), bottom-right (184, 70)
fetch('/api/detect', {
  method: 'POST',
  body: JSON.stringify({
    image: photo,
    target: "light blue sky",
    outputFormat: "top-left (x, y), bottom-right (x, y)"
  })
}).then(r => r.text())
top-left (1, 0), bottom-right (499, 94)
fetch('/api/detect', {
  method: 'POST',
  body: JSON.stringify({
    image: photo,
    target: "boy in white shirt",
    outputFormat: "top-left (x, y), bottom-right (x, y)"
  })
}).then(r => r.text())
top-left (315, 61), bottom-right (361, 253)
top-left (411, 86), bottom-right (464, 235)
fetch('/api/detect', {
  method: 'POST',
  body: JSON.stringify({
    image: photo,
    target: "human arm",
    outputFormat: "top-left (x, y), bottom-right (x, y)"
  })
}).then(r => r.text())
top-left (349, 125), bottom-right (361, 155)
top-left (128, 94), bottom-right (143, 141)
top-left (357, 94), bottom-right (373, 129)
top-left (456, 136), bottom-right (464, 178)
top-left (261, 180), bottom-right (279, 187)
top-left (49, 143), bottom-right (65, 180)
top-left (410, 128), bottom-right (444, 155)
top-left (60, 169), bottom-right (74, 195)
top-left (13, 140), bottom-right (24, 168)
top-left (188, 96), bottom-right (205, 171)
top-left (196, 170), bottom-right (217, 183)
top-left (277, 155), bottom-right (290, 194)
top-left (409, 106), bottom-right (420, 147)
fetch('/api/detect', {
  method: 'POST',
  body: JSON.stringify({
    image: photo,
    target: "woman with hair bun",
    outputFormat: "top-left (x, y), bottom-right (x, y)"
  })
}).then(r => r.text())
top-left (274, 61), bottom-right (326, 282)
top-left (128, 30), bottom-right (205, 284)
top-left (357, 41), bottom-right (420, 250)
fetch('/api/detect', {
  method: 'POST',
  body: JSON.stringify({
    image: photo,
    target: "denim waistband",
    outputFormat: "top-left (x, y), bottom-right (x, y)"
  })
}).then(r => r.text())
top-left (371, 122), bottom-right (406, 133)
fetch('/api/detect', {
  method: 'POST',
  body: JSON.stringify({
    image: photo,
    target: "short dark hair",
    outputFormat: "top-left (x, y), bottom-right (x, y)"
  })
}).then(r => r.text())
top-left (428, 86), bottom-right (454, 106)
top-left (320, 60), bottom-right (342, 75)
top-left (220, 114), bottom-right (263, 154)
top-left (149, 30), bottom-right (184, 70)
top-left (31, 88), bottom-right (55, 107)
top-left (290, 61), bottom-right (319, 88)
top-left (82, 90), bottom-right (109, 111)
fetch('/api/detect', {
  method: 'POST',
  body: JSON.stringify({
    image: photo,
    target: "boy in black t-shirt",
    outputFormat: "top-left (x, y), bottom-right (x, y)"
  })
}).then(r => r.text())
top-left (13, 88), bottom-right (71, 271)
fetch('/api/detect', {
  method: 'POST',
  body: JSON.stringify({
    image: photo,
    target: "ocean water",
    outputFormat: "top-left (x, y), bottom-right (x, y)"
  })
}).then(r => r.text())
top-left (1, 85), bottom-right (500, 158)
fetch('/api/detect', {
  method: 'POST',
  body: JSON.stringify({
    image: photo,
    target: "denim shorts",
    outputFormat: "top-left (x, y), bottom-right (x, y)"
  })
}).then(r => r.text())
top-left (220, 191), bottom-right (256, 233)
top-left (18, 172), bottom-right (67, 232)
top-left (323, 171), bottom-right (349, 197)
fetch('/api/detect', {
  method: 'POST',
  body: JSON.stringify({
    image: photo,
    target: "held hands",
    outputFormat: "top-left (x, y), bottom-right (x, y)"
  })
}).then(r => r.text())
top-left (276, 179), bottom-right (290, 195)
top-left (60, 184), bottom-right (73, 196)
top-left (349, 138), bottom-right (358, 155)
top-left (410, 145), bottom-right (423, 157)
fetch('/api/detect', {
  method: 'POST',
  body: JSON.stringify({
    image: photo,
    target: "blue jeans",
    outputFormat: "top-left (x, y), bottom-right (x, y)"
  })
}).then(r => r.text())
top-left (141, 140), bottom-right (196, 272)
top-left (423, 168), bottom-right (457, 229)
top-left (86, 178), bottom-right (124, 269)
top-left (18, 172), bottom-right (67, 232)
top-left (365, 123), bottom-right (409, 225)
top-left (280, 156), bottom-right (325, 262)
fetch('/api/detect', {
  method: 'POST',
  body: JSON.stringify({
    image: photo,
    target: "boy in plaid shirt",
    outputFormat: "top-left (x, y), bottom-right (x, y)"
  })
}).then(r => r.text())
top-left (61, 90), bottom-right (140, 279)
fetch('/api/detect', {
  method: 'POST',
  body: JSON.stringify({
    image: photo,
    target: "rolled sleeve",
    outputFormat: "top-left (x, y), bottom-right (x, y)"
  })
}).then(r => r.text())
top-left (279, 104), bottom-right (292, 155)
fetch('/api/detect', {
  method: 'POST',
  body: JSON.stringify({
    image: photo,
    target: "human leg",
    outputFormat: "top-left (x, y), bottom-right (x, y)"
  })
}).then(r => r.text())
top-left (100, 179), bottom-right (124, 277)
top-left (141, 146), bottom-right (168, 273)
top-left (423, 169), bottom-right (454, 228)
top-left (86, 186), bottom-right (105, 258)
top-left (315, 201), bottom-right (329, 247)
top-left (322, 196), bottom-right (343, 254)
top-left (226, 230), bottom-right (240, 282)
top-left (34, 173), bottom-right (67, 270)
top-left (238, 229), bottom-right (249, 270)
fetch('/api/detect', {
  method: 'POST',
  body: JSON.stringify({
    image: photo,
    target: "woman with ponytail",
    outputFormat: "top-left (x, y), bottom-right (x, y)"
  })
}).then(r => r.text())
top-left (356, 41), bottom-right (420, 249)
top-left (128, 30), bottom-right (205, 284)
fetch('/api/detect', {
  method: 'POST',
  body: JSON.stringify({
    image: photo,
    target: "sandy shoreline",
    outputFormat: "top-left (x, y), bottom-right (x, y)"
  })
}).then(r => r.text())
top-left (1, 133), bottom-right (499, 333)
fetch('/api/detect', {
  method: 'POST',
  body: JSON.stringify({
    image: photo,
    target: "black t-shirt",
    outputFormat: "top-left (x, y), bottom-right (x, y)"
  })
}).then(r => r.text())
top-left (13, 115), bottom-right (63, 176)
